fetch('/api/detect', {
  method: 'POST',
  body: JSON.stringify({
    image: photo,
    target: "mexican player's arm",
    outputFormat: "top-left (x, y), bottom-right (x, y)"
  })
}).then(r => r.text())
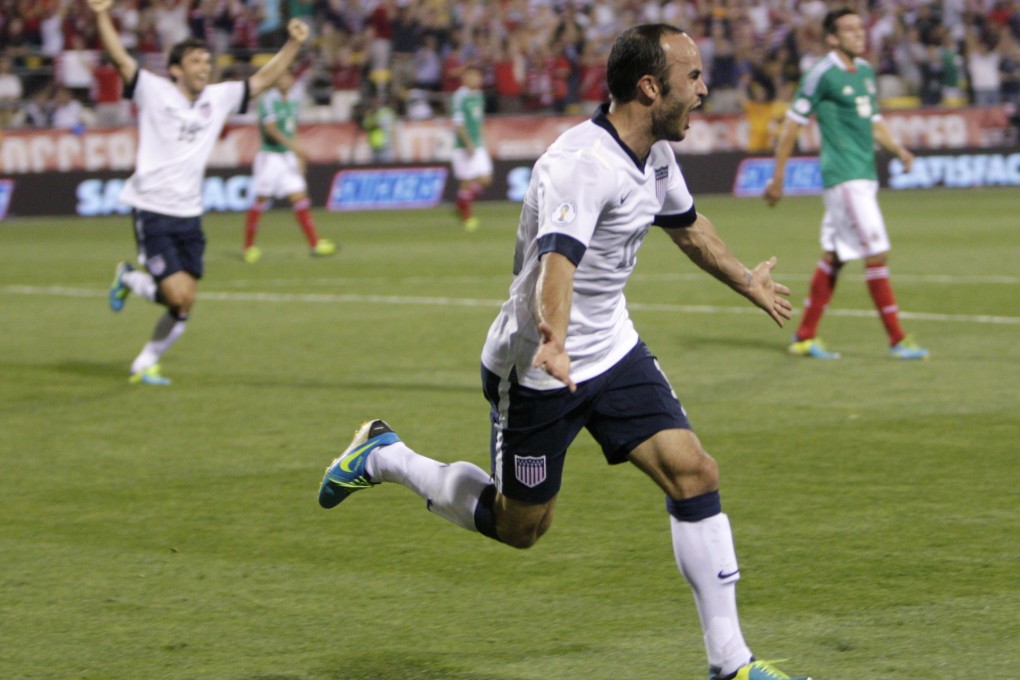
top-left (872, 117), bottom-right (914, 172)
top-left (663, 213), bottom-right (793, 327)
top-left (89, 0), bottom-right (138, 84)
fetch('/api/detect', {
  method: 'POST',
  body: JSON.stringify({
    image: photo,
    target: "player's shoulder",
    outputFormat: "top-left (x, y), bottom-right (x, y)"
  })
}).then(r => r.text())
top-left (538, 121), bottom-right (620, 188)
top-left (854, 57), bottom-right (875, 75)
top-left (802, 53), bottom-right (840, 92)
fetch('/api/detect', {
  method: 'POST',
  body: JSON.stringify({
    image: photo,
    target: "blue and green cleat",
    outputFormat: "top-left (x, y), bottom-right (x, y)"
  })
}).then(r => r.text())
top-left (109, 262), bottom-right (133, 312)
top-left (890, 334), bottom-right (929, 360)
top-left (712, 659), bottom-right (812, 680)
top-left (318, 419), bottom-right (400, 509)
top-left (129, 364), bottom-right (171, 386)
top-left (788, 337), bottom-right (841, 359)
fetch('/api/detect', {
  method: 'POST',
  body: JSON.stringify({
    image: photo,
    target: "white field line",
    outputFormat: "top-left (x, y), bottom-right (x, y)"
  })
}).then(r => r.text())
top-left (5, 285), bottom-right (1020, 325)
top-left (215, 272), bottom-right (1020, 288)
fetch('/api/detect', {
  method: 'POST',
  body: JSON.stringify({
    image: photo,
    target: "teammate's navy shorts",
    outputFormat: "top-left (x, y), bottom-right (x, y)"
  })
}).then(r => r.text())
top-left (133, 209), bottom-right (205, 282)
top-left (481, 339), bottom-right (691, 503)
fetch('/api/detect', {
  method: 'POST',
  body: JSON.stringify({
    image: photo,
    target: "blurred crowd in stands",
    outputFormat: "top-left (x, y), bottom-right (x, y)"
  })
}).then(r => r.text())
top-left (1, 0), bottom-right (1019, 144)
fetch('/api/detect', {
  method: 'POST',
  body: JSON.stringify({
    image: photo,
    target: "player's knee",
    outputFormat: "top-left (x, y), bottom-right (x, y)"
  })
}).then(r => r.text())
top-left (494, 498), bottom-right (555, 549)
top-left (664, 449), bottom-right (719, 499)
top-left (498, 521), bottom-right (547, 550)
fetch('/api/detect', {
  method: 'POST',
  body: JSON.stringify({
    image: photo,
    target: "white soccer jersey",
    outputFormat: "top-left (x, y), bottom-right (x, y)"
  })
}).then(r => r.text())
top-left (481, 107), bottom-right (696, 390)
top-left (119, 70), bottom-right (248, 217)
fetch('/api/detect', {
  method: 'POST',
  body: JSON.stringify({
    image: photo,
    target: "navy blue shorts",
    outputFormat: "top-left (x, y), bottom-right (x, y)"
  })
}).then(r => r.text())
top-left (481, 340), bottom-right (691, 503)
top-left (133, 209), bottom-right (205, 282)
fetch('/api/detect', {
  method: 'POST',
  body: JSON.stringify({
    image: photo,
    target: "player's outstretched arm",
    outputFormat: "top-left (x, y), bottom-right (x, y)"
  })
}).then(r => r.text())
top-left (88, 0), bottom-right (138, 84)
top-left (248, 19), bottom-right (309, 98)
top-left (664, 214), bottom-right (792, 327)
top-left (531, 252), bottom-right (577, 392)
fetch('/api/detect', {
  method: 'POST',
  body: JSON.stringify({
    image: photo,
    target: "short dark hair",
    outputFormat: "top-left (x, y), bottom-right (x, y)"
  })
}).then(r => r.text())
top-left (603, 23), bottom-right (685, 102)
top-left (607, 23), bottom-right (684, 103)
top-left (168, 37), bottom-right (209, 71)
top-left (823, 8), bottom-right (857, 36)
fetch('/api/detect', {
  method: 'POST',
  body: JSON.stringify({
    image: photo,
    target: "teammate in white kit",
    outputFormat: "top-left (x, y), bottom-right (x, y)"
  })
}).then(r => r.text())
top-left (319, 25), bottom-right (811, 680)
top-left (95, 0), bottom-right (309, 384)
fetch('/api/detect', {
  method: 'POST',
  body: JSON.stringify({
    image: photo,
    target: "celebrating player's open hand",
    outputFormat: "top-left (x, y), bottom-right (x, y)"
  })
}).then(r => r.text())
top-left (747, 257), bottom-right (793, 327)
top-left (532, 322), bottom-right (576, 393)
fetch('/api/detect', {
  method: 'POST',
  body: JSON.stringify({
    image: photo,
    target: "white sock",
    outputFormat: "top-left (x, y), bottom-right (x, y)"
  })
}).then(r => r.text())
top-left (123, 269), bottom-right (157, 302)
top-left (131, 313), bottom-right (186, 374)
top-left (365, 441), bottom-right (491, 532)
top-left (670, 513), bottom-right (753, 676)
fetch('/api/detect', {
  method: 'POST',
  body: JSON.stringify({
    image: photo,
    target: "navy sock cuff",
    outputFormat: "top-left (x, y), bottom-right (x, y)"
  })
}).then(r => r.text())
top-left (666, 490), bottom-right (721, 522)
top-left (473, 484), bottom-right (500, 541)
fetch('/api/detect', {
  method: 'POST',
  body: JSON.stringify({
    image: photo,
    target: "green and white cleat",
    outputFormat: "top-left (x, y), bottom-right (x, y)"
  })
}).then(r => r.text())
top-left (318, 419), bottom-right (400, 508)
top-left (463, 216), bottom-right (480, 232)
top-left (713, 659), bottom-right (812, 680)
top-left (311, 239), bottom-right (338, 257)
top-left (890, 334), bottom-right (929, 360)
top-left (788, 337), bottom-right (841, 359)
top-left (129, 364), bottom-right (171, 386)
top-left (109, 262), bottom-right (133, 312)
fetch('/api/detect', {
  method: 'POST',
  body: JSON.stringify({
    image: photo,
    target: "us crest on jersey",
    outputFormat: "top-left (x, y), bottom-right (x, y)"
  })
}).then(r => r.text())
top-left (514, 455), bottom-right (547, 488)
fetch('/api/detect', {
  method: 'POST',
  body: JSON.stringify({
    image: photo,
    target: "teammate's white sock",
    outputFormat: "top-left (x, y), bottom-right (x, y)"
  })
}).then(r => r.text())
top-left (123, 269), bottom-right (157, 302)
top-left (365, 442), bottom-right (491, 532)
top-left (670, 513), bottom-right (753, 676)
top-left (131, 312), bottom-right (187, 374)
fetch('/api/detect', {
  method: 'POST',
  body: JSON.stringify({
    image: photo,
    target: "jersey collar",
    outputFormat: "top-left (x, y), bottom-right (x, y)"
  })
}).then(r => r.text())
top-left (592, 103), bottom-right (646, 171)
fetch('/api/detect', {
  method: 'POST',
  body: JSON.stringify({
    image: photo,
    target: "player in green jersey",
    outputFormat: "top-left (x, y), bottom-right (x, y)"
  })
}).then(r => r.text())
top-left (450, 64), bottom-right (492, 231)
top-left (764, 7), bottom-right (928, 360)
top-left (242, 68), bottom-right (336, 263)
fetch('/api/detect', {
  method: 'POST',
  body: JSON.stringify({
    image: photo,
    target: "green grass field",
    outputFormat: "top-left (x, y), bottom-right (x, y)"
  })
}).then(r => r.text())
top-left (1, 189), bottom-right (1018, 679)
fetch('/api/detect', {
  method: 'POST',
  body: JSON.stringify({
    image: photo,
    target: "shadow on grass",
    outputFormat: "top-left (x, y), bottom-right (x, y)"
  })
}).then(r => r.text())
top-left (278, 651), bottom-right (524, 680)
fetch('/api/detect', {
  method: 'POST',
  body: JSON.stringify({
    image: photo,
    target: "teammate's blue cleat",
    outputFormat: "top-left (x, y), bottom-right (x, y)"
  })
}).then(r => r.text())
top-left (109, 262), bottom-right (133, 312)
top-left (890, 334), bottom-right (929, 360)
top-left (788, 336), bottom-right (841, 359)
top-left (712, 659), bottom-right (812, 680)
top-left (318, 419), bottom-right (400, 509)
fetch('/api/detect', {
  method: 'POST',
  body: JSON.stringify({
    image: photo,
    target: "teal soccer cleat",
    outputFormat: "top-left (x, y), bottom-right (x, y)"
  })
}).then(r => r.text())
top-left (788, 337), bottom-right (841, 359)
top-left (318, 420), bottom-right (400, 509)
top-left (129, 364), bottom-right (171, 386)
top-left (109, 262), bottom-right (133, 312)
top-left (890, 335), bottom-right (929, 360)
top-left (713, 659), bottom-right (812, 680)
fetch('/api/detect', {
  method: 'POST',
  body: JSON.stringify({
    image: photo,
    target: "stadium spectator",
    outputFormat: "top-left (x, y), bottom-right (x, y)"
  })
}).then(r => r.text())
top-left (413, 32), bottom-right (441, 92)
top-left (1000, 33), bottom-right (1020, 104)
top-left (367, 0), bottom-right (393, 74)
top-left (360, 92), bottom-right (395, 162)
top-left (91, 54), bottom-right (129, 126)
top-left (318, 24), bottom-right (808, 680)
top-left (24, 84), bottom-right (54, 127)
top-left (50, 84), bottom-right (85, 129)
top-left (967, 28), bottom-right (1004, 105)
top-left (94, 0), bottom-right (310, 386)
top-left (765, 7), bottom-right (928, 361)
top-left (389, 2), bottom-right (421, 94)
top-left (152, 0), bottom-right (190, 53)
top-left (55, 34), bottom-right (98, 102)
top-left (0, 55), bottom-right (23, 127)
top-left (243, 67), bottom-right (336, 263)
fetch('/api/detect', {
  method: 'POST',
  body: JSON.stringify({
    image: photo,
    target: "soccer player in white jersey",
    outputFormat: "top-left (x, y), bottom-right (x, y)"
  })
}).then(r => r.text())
top-left (319, 25), bottom-right (811, 680)
top-left (764, 7), bottom-right (928, 361)
top-left (94, 0), bottom-right (309, 385)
